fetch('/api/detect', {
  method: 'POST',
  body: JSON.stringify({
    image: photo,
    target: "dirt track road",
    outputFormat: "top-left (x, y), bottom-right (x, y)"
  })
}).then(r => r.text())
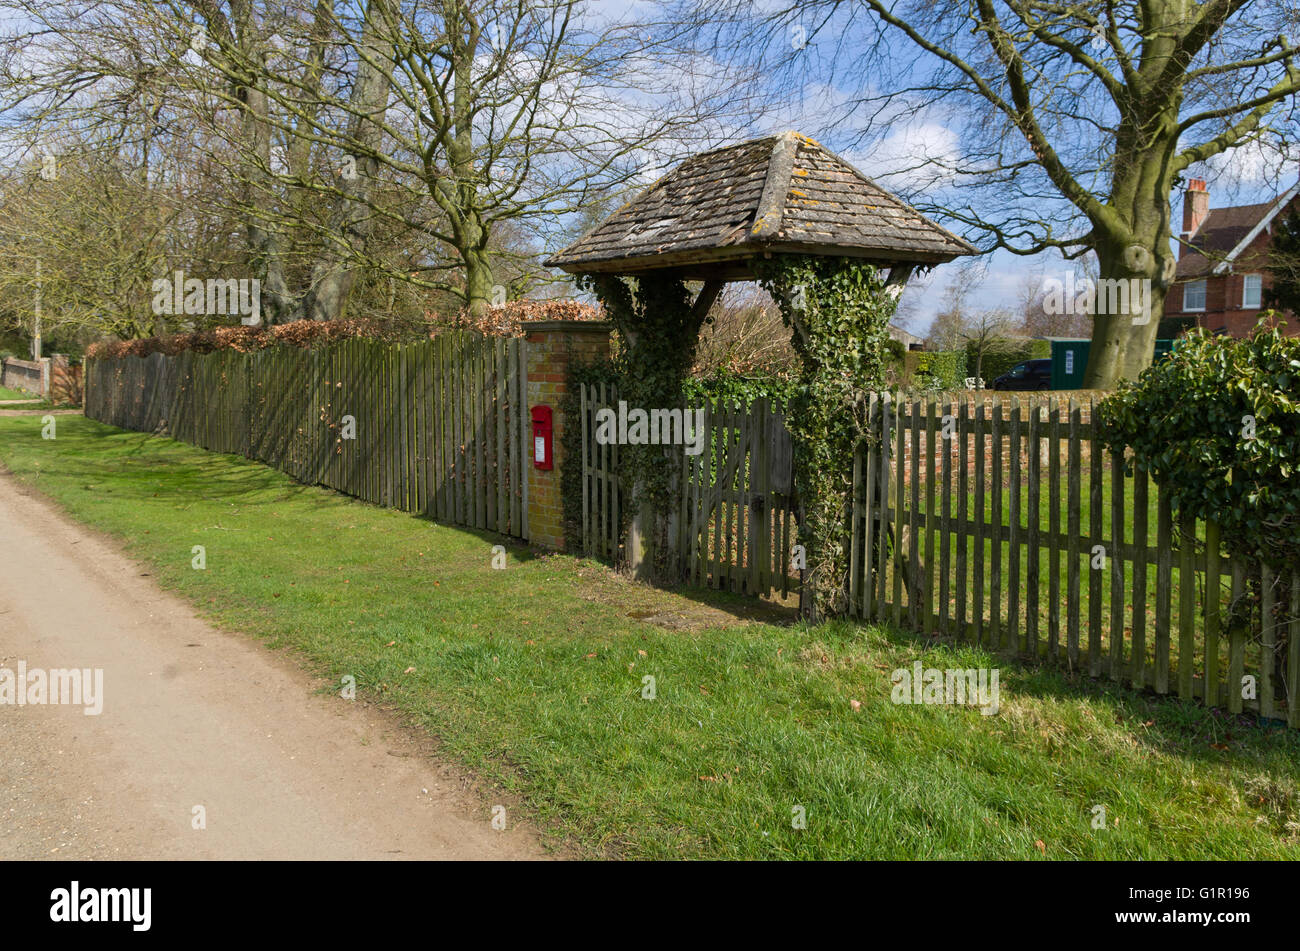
top-left (0, 468), bottom-right (547, 860)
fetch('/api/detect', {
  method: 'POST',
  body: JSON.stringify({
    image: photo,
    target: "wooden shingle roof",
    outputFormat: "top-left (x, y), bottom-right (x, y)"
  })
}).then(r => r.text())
top-left (546, 131), bottom-right (976, 279)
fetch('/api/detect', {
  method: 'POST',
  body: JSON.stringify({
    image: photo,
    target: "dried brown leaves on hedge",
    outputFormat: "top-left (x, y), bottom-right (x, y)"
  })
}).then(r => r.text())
top-left (85, 300), bottom-right (604, 360)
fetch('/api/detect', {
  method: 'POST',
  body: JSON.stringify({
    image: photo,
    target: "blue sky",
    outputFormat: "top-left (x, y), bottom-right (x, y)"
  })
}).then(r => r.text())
top-left (5, 0), bottom-right (1291, 336)
top-left (581, 0), bottom-right (1299, 335)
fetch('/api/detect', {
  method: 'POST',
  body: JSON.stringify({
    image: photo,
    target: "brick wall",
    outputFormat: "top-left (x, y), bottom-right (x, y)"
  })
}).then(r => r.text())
top-left (1167, 267), bottom-right (1298, 338)
top-left (523, 320), bottom-right (612, 549)
top-left (1, 356), bottom-right (48, 396)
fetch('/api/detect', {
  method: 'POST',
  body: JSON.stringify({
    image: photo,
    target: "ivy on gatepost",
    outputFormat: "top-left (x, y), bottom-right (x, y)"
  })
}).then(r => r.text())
top-left (754, 255), bottom-right (901, 620)
top-left (578, 272), bottom-right (709, 577)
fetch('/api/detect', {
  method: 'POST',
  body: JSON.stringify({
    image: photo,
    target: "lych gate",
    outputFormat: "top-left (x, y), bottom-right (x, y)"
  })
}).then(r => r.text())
top-left (545, 130), bottom-right (974, 615)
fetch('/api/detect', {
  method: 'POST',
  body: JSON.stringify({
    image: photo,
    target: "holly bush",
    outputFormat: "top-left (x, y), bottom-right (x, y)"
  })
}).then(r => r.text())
top-left (1096, 321), bottom-right (1300, 568)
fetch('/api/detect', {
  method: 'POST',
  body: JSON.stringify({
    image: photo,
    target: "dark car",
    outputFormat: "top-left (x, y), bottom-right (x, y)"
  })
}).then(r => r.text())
top-left (990, 358), bottom-right (1052, 391)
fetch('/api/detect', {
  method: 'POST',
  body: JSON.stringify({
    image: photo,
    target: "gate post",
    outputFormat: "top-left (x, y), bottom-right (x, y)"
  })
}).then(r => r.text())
top-left (523, 320), bottom-right (612, 550)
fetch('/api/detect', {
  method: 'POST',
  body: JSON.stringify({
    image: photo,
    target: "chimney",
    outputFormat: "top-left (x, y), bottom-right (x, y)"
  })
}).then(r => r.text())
top-left (1182, 178), bottom-right (1209, 237)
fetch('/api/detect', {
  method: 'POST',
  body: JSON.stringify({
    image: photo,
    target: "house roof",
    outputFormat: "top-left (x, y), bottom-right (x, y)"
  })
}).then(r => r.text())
top-left (1177, 183), bottom-right (1300, 279)
top-left (545, 131), bottom-right (976, 280)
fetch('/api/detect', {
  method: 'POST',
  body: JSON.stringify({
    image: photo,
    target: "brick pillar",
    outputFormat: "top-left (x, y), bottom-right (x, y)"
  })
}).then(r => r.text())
top-left (524, 320), bottom-right (612, 549)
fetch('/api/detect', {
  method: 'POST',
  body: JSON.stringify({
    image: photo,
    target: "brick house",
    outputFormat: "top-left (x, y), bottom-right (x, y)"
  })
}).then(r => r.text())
top-left (1165, 177), bottom-right (1300, 337)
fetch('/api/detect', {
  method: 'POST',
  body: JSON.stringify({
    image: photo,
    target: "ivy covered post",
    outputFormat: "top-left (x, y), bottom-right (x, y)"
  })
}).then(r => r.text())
top-left (757, 255), bottom-right (913, 620)
top-left (580, 272), bottom-right (722, 581)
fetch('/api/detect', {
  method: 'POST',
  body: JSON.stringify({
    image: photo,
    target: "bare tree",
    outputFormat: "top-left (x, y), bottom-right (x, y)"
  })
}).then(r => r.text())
top-left (693, 285), bottom-right (799, 375)
top-left (925, 259), bottom-right (982, 349)
top-left (1019, 268), bottom-right (1092, 338)
top-left (0, 0), bottom-right (734, 328)
top-left (688, 0), bottom-right (1300, 387)
top-left (962, 309), bottom-right (1021, 383)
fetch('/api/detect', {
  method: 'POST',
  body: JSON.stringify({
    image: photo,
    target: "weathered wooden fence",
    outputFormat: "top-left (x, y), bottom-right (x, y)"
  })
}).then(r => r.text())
top-left (578, 385), bottom-right (1300, 725)
top-left (578, 382), bottom-right (623, 561)
top-left (850, 393), bottom-right (1300, 726)
top-left (577, 383), bottom-right (798, 598)
top-left (85, 332), bottom-right (530, 538)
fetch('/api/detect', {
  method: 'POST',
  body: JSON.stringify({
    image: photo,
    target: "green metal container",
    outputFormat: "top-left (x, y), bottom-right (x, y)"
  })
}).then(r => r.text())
top-left (1048, 338), bottom-right (1175, 389)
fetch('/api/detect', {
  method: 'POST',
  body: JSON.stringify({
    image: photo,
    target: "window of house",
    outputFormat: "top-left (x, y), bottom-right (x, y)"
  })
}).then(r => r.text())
top-left (1183, 279), bottom-right (1206, 311)
top-left (1242, 273), bottom-right (1262, 309)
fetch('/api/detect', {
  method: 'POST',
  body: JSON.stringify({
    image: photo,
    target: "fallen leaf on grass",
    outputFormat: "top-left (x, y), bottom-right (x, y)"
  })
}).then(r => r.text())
top-left (403, 666), bottom-right (416, 674)
top-left (850, 699), bottom-right (862, 712)
top-left (1034, 840), bottom-right (1046, 855)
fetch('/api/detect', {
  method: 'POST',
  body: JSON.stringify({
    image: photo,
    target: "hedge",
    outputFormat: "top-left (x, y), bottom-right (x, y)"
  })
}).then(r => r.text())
top-left (904, 349), bottom-right (967, 391)
top-left (84, 301), bottom-right (604, 361)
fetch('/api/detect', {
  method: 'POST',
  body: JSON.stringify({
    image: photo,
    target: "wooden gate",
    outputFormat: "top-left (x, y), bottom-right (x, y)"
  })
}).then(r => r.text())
top-left (577, 384), bottom-right (798, 597)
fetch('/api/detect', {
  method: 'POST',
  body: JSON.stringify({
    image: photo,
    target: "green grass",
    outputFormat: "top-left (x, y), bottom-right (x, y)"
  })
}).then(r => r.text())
top-left (3, 413), bottom-right (1300, 859)
top-left (871, 426), bottom-right (1257, 698)
top-left (0, 384), bottom-right (37, 400)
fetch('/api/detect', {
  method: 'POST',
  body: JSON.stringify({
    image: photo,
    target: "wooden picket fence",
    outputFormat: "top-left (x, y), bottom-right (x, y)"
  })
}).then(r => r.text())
top-left (577, 383), bottom-right (798, 598)
top-left (850, 393), bottom-right (1300, 726)
top-left (578, 382), bottom-right (623, 561)
top-left (84, 332), bottom-right (530, 538)
top-left (578, 384), bottom-right (1300, 725)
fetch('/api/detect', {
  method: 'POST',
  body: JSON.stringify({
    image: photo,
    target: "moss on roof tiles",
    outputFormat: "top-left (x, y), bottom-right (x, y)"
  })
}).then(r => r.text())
top-left (546, 131), bottom-right (976, 272)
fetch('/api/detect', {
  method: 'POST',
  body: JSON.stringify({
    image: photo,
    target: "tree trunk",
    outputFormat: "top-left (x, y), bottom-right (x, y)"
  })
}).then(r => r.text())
top-left (1083, 232), bottom-right (1170, 388)
top-left (300, 1), bottom-right (392, 322)
top-left (463, 248), bottom-right (495, 317)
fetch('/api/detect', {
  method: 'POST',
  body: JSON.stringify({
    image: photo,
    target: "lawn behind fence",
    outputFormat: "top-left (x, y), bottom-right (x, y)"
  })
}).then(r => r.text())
top-left (1, 414), bottom-right (1299, 859)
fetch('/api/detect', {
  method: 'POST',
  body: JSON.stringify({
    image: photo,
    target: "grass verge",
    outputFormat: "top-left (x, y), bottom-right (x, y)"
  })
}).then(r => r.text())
top-left (1, 414), bottom-right (1298, 859)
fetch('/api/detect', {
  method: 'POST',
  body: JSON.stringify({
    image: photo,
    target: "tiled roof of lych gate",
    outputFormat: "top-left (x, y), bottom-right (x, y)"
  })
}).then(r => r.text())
top-left (545, 131), bottom-right (976, 275)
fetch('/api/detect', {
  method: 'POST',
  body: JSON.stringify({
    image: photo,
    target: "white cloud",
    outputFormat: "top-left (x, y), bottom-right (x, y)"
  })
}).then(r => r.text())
top-left (844, 121), bottom-right (962, 191)
top-left (1197, 136), bottom-right (1300, 191)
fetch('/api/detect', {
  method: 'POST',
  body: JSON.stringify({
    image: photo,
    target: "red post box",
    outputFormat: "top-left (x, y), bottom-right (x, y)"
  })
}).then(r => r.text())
top-left (531, 405), bottom-right (553, 470)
